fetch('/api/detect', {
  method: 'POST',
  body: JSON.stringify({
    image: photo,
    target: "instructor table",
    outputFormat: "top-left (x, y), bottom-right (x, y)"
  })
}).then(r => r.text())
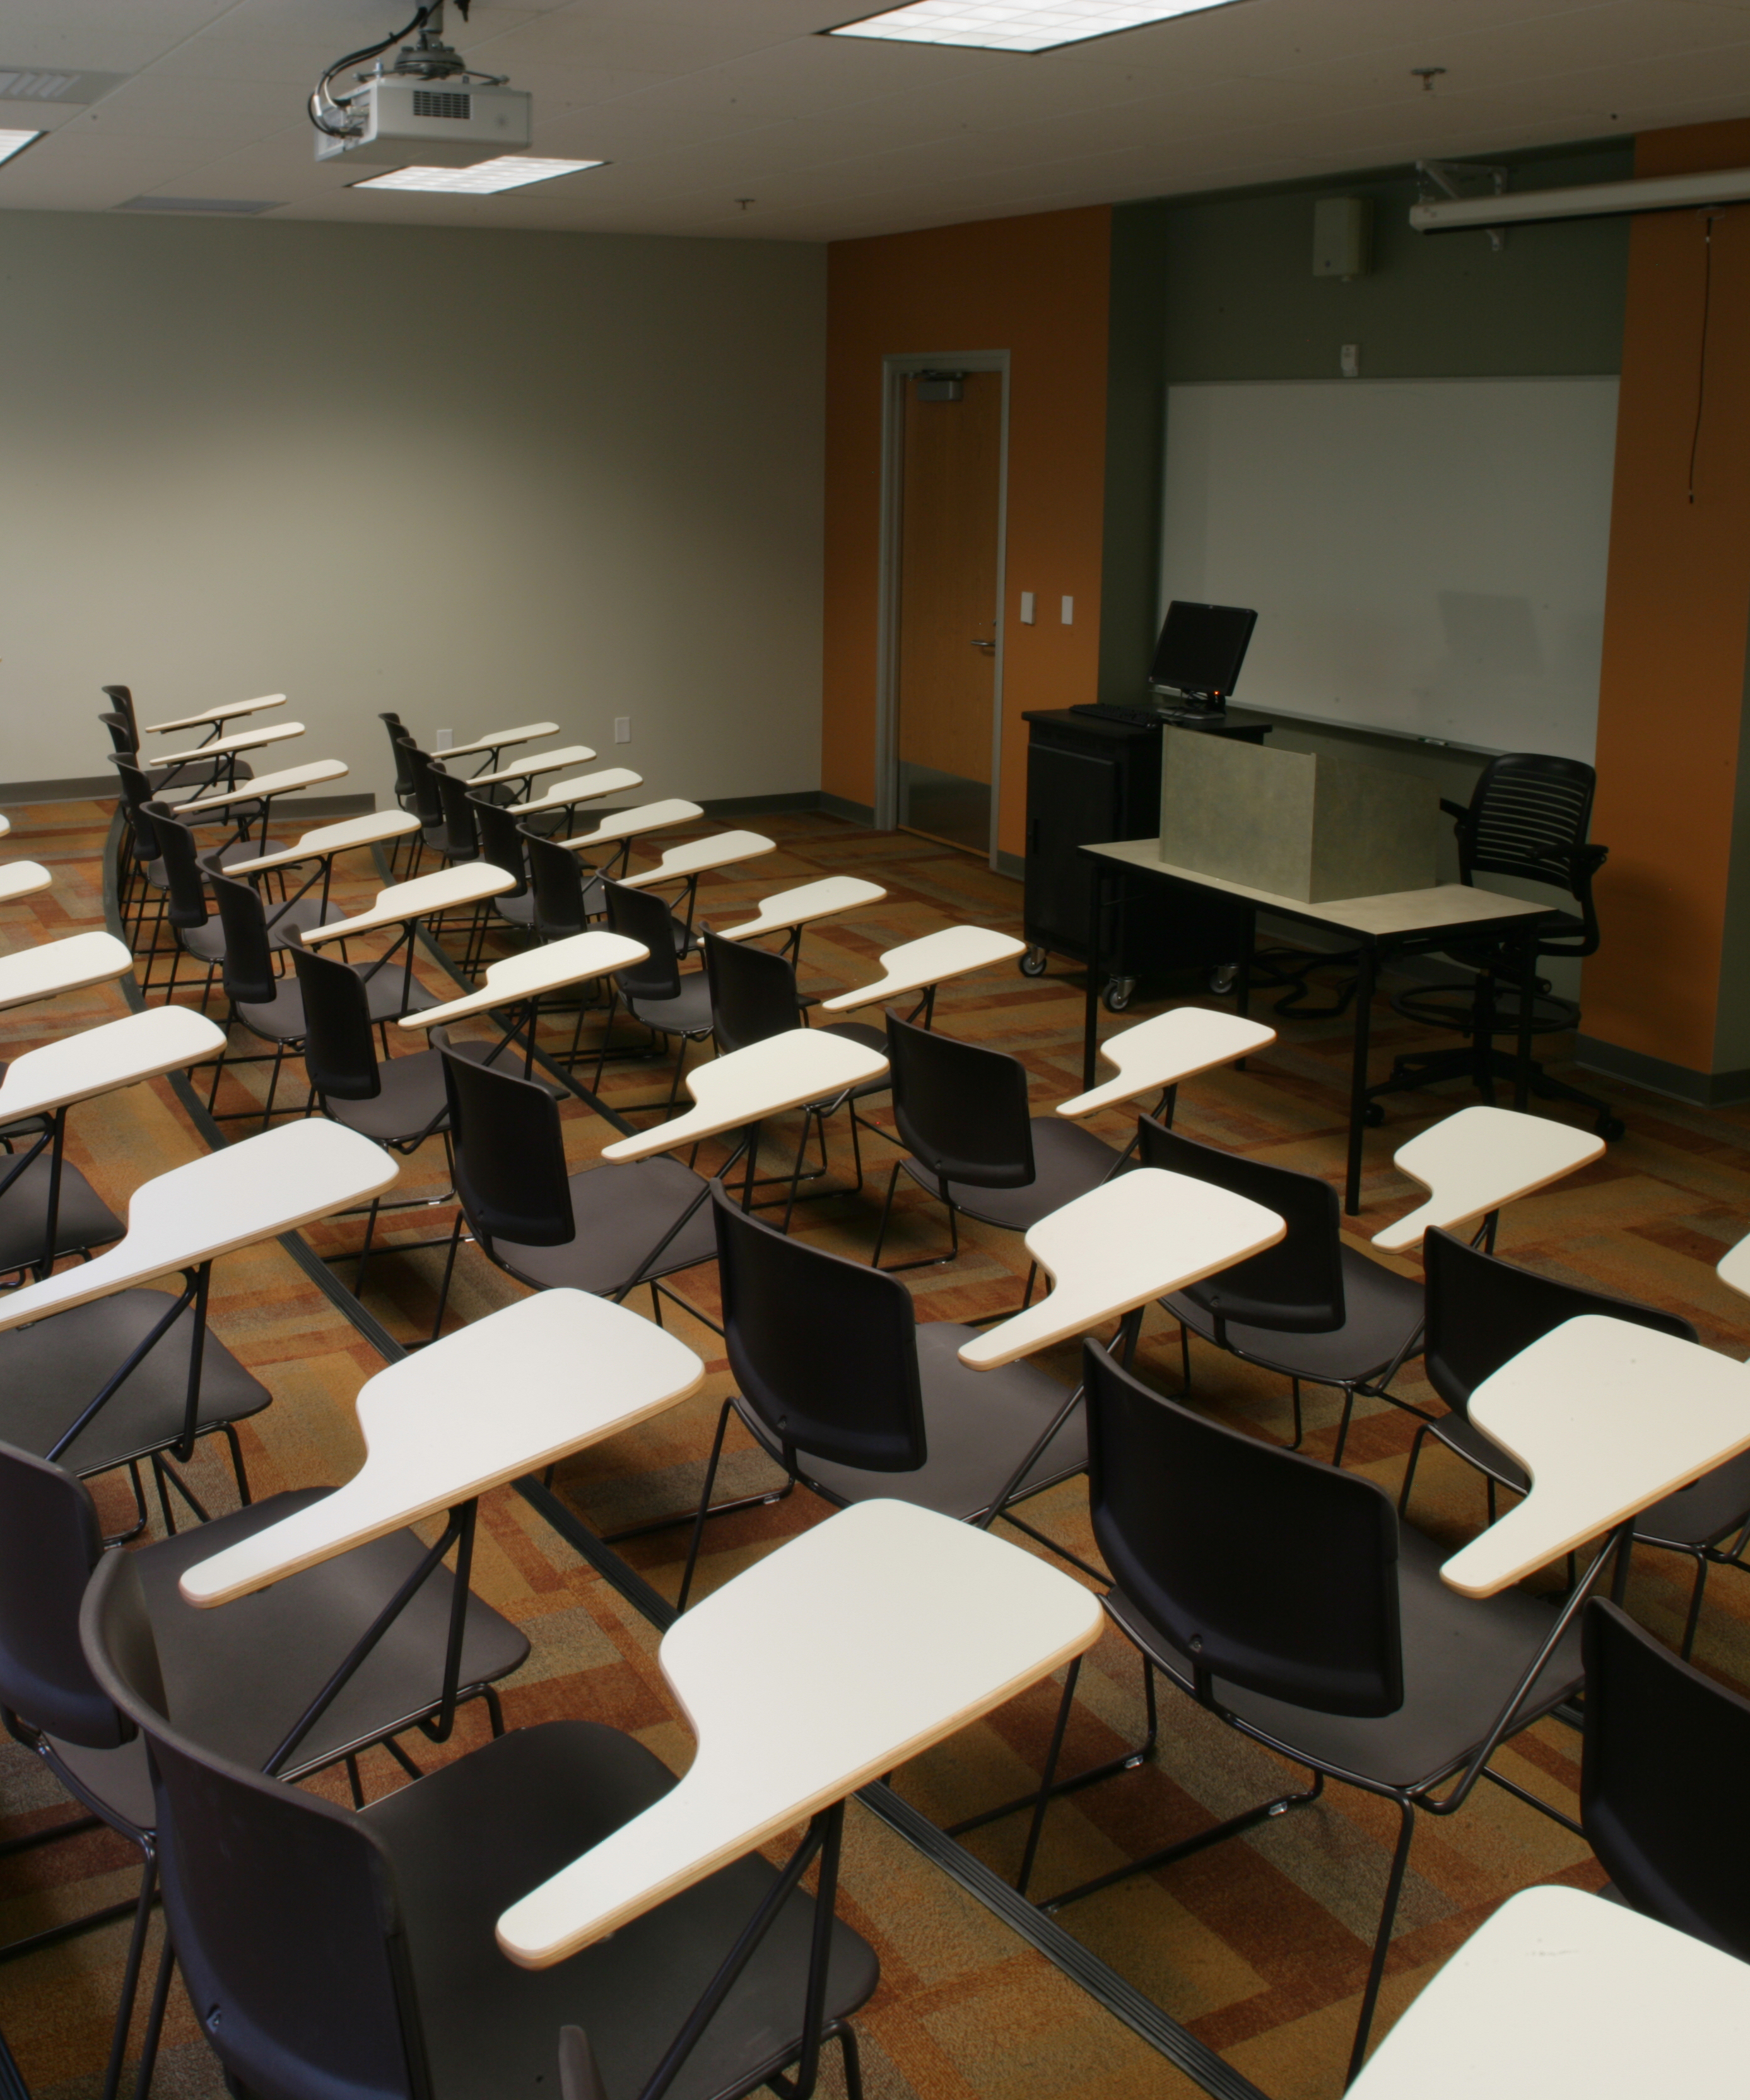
top-left (1079, 837), bottom-right (1559, 1213)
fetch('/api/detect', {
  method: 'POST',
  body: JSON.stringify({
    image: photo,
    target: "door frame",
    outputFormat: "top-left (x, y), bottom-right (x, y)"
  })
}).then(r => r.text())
top-left (875, 350), bottom-right (1011, 866)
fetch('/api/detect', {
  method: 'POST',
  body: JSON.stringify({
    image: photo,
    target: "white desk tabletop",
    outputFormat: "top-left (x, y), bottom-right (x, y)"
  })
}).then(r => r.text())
top-left (959, 1167), bottom-right (1284, 1369)
top-left (469, 743), bottom-right (598, 788)
top-left (821, 925), bottom-right (1026, 1012)
top-left (1057, 1008), bottom-right (1277, 1119)
top-left (1717, 1228), bottom-right (1750, 1301)
top-left (441, 721), bottom-right (558, 759)
top-left (496, 1497), bottom-right (1103, 1966)
top-left (516, 766), bottom-right (643, 816)
top-left (1440, 1315), bottom-right (1750, 1598)
top-left (602, 1029), bottom-right (890, 1162)
top-left (1346, 1886), bottom-right (1750, 2100)
top-left (0, 814), bottom-right (10, 838)
top-left (718, 876), bottom-right (887, 942)
top-left (0, 863), bottom-right (52, 905)
top-left (1372, 1106), bottom-right (1604, 1255)
top-left (560, 799), bottom-right (703, 853)
top-left (180, 759), bottom-right (348, 812)
top-left (0, 931), bottom-right (132, 1015)
top-left (619, 829), bottom-right (776, 889)
top-left (1083, 839), bottom-right (1555, 940)
top-left (397, 931), bottom-right (650, 1030)
top-left (151, 721), bottom-right (303, 767)
top-left (143, 694), bottom-right (286, 736)
top-left (303, 861), bottom-right (514, 945)
top-left (180, 1289), bottom-right (703, 1607)
top-left (0, 1006), bottom-right (226, 1123)
top-left (225, 809), bottom-right (422, 878)
top-left (0, 1119), bottom-right (397, 1336)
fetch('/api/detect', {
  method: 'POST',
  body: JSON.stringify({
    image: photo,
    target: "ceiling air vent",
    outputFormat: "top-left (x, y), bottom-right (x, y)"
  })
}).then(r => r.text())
top-left (0, 69), bottom-right (129, 103)
top-left (412, 90), bottom-right (471, 119)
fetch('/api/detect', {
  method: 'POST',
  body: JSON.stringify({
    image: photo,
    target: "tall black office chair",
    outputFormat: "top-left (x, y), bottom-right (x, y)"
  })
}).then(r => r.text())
top-left (1366, 754), bottom-right (1624, 1140)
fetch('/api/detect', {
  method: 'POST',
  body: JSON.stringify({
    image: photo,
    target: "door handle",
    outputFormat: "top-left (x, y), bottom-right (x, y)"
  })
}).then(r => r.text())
top-left (970, 639), bottom-right (996, 652)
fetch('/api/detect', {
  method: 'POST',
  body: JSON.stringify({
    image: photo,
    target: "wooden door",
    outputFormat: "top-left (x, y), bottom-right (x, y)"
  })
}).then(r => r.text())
top-left (895, 372), bottom-right (1002, 853)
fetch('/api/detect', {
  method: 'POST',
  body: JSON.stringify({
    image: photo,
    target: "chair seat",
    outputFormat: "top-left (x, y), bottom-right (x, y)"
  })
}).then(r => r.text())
top-left (0, 1155), bottom-right (123, 1275)
top-left (820, 1021), bottom-right (890, 1099)
top-left (626, 970), bottom-right (714, 1039)
top-left (1637, 1449), bottom-right (1750, 1552)
top-left (491, 1157), bottom-right (719, 1295)
top-left (900, 1115), bottom-right (1119, 1232)
top-left (264, 896), bottom-right (349, 953)
top-left (173, 919), bottom-right (227, 964)
top-left (237, 964), bottom-right (438, 1043)
top-left (363, 1719), bottom-right (879, 2100)
top-left (1426, 1409), bottom-right (1529, 1494)
top-left (736, 1319), bottom-right (1085, 1522)
top-left (326, 1041), bottom-right (511, 1146)
top-left (1168, 1242), bottom-right (1424, 1388)
top-left (1105, 1519), bottom-right (1583, 1796)
top-left (0, 1288), bottom-right (271, 1480)
top-left (491, 889), bottom-right (537, 929)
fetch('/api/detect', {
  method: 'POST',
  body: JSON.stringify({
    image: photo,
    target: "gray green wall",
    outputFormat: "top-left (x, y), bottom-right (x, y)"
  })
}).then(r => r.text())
top-left (1098, 141), bottom-right (1633, 705)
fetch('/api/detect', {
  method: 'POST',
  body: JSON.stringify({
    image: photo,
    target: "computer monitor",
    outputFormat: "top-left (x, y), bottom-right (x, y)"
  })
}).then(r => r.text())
top-left (1148, 601), bottom-right (1257, 716)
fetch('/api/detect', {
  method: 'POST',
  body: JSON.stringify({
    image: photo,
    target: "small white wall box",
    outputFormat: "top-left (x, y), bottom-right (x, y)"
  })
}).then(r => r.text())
top-left (1313, 197), bottom-right (1371, 280)
top-left (1161, 729), bottom-right (1437, 901)
top-left (315, 79), bottom-right (533, 164)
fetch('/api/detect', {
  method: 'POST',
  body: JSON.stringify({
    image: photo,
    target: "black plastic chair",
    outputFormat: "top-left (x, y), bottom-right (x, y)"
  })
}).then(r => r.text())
top-left (1369, 753), bottom-right (1623, 1140)
top-left (676, 1184), bottom-right (1086, 1608)
top-left (872, 1012), bottom-right (1119, 1280)
top-left (1581, 1598), bottom-right (1750, 1959)
top-left (0, 1440), bottom-right (525, 2099)
top-left (138, 802), bottom-right (226, 1008)
top-left (1140, 1116), bottom-right (1423, 1461)
top-left (100, 685), bottom-right (140, 750)
top-left (1021, 1340), bottom-right (1587, 2085)
top-left (430, 1047), bottom-right (717, 1340)
top-left (592, 877), bottom-right (715, 1116)
top-left (80, 1544), bottom-right (877, 2100)
top-left (1404, 1229), bottom-right (1745, 1658)
top-left (469, 795), bottom-right (539, 937)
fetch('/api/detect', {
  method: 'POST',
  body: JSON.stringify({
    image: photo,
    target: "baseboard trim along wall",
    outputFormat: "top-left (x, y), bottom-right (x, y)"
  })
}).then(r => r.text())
top-left (1576, 1033), bottom-right (1750, 1107)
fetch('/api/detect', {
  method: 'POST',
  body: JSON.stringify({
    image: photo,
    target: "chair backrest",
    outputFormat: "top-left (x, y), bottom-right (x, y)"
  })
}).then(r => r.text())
top-left (100, 685), bottom-right (139, 746)
top-left (379, 713), bottom-right (417, 799)
top-left (0, 1442), bottom-right (127, 1750)
top-left (712, 1184), bottom-right (925, 1472)
top-left (469, 796), bottom-right (530, 897)
top-left (80, 1550), bottom-right (426, 2100)
top-left (111, 760), bottom-right (163, 864)
top-left (431, 765), bottom-right (479, 860)
top-left (1460, 754), bottom-right (1596, 892)
top-left (97, 710), bottom-right (136, 758)
top-left (1137, 1116), bottom-right (1346, 1333)
top-left (209, 870), bottom-right (279, 1008)
top-left (439, 1047), bottom-right (575, 1249)
top-left (1083, 1340), bottom-right (1403, 1717)
top-left (144, 804), bottom-right (213, 930)
top-left (399, 742), bottom-right (445, 826)
top-left (702, 932), bottom-right (800, 1055)
top-left (601, 878), bottom-right (683, 1002)
top-left (1582, 1599), bottom-right (1750, 1962)
top-left (886, 1012), bottom-right (1033, 1191)
top-left (1423, 1227), bottom-right (1696, 1422)
top-left (292, 946), bottom-right (382, 1102)
top-left (525, 832), bottom-right (590, 941)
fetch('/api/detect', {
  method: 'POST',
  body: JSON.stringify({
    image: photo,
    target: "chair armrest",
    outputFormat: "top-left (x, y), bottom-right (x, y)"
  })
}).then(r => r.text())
top-left (1438, 798), bottom-right (1469, 823)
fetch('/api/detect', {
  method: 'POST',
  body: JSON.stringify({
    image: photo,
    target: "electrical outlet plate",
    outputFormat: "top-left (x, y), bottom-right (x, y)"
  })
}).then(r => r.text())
top-left (613, 717), bottom-right (631, 743)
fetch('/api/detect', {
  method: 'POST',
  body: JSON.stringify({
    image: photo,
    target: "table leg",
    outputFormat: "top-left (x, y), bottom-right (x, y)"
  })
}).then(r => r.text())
top-left (1235, 905), bottom-right (1256, 1070)
top-left (1514, 933), bottom-right (1536, 1112)
top-left (1345, 947), bottom-right (1376, 1215)
top-left (1081, 865), bottom-right (1105, 1090)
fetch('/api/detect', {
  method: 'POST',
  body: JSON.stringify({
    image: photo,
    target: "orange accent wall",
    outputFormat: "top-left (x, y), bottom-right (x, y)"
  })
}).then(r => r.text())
top-left (823, 208), bottom-right (1112, 859)
top-left (1590, 120), bottom-right (1750, 1072)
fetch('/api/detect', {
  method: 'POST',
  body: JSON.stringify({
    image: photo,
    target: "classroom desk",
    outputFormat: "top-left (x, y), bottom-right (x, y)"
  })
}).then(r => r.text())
top-left (1079, 837), bottom-right (1560, 1213)
top-left (143, 694), bottom-right (286, 737)
top-left (469, 744), bottom-right (599, 791)
top-left (1056, 1006), bottom-right (1276, 1122)
top-left (717, 876), bottom-right (887, 964)
top-left (151, 721), bottom-right (302, 770)
top-left (558, 799), bottom-right (703, 875)
top-left (0, 931), bottom-right (132, 1014)
top-left (821, 925), bottom-right (1027, 1028)
top-left (1346, 1885), bottom-right (1750, 2099)
top-left (1439, 1315), bottom-right (1750, 1598)
top-left (442, 721), bottom-right (559, 769)
top-left (396, 930), bottom-right (647, 1085)
top-left (512, 767), bottom-right (643, 822)
top-left (1371, 1105), bottom-right (1603, 1254)
top-left (602, 1029), bottom-right (888, 1169)
top-left (226, 810), bottom-right (422, 880)
top-left (0, 863), bottom-right (52, 906)
top-left (179, 759), bottom-right (349, 851)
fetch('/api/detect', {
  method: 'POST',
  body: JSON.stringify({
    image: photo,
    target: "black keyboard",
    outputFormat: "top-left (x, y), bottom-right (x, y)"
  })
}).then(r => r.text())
top-left (1070, 702), bottom-right (1229, 728)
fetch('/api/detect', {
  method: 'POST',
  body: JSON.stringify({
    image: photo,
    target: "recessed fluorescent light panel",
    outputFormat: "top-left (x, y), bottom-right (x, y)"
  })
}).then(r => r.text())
top-left (351, 156), bottom-right (602, 194)
top-left (829, 0), bottom-right (1234, 50)
top-left (0, 129), bottom-right (43, 165)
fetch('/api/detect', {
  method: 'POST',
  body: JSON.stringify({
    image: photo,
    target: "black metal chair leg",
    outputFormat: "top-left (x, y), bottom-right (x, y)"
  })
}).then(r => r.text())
top-left (676, 1399), bottom-right (734, 1612)
top-left (100, 1848), bottom-right (158, 2100)
top-left (127, 1932), bottom-right (175, 2100)
top-left (1345, 1796), bottom-right (1417, 2086)
top-left (1399, 1424), bottom-right (1431, 1517)
top-left (1016, 1658), bottom-right (1081, 1897)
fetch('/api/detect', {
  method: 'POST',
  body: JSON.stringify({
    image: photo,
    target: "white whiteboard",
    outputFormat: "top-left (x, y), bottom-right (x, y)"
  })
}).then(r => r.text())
top-left (1160, 377), bottom-right (1619, 762)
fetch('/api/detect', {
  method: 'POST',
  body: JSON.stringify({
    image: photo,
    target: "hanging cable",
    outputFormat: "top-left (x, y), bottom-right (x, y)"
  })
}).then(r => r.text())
top-left (309, 3), bottom-right (435, 137)
top-left (1688, 211), bottom-right (1723, 505)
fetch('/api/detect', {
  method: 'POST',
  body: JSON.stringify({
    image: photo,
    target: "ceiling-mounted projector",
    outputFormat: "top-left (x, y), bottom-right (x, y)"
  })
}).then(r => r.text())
top-left (310, 0), bottom-right (530, 165)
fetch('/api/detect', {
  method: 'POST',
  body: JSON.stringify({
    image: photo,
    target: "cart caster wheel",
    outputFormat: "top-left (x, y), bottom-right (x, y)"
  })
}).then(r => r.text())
top-left (1206, 963), bottom-right (1240, 996)
top-left (1019, 946), bottom-right (1048, 977)
top-left (1103, 977), bottom-right (1136, 1013)
top-left (1363, 1102), bottom-right (1385, 1127)
top-left (1597, 1115), bottom-right (1626, 1141)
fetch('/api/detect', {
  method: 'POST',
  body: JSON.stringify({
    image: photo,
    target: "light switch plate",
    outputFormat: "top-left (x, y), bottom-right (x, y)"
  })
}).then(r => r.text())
top-left (1060, 595), bottom-right (1074, 625)
top-left (1019, 591), bottom-right (1036, 625)
top-left (613, 717), bottom-right (630, 743)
